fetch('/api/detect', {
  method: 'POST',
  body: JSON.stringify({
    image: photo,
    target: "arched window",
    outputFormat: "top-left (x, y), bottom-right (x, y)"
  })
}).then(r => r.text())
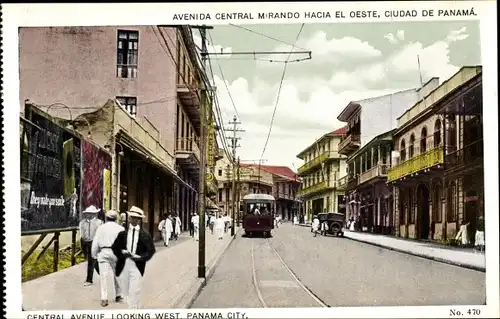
top-left (433, 182), bottom-right (442, 222)
top-left (409, 134), bottom-right (415, 158)
top-left (420, 127), bottom-right (428, 153)
top-left (400, 139), bottom-right (406, 162)
top-left (434, 119), bottom-right (441, 148)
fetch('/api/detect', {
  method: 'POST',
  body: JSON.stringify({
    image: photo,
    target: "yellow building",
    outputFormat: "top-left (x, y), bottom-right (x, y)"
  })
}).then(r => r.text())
top-left (296, 127), bottom-right (348, 221)
top-left (388, 66), bottom-right (483, 242)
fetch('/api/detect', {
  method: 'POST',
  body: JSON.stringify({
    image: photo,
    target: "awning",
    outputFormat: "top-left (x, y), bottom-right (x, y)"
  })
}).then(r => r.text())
top-left (118, 130), bottom-right (196, 192)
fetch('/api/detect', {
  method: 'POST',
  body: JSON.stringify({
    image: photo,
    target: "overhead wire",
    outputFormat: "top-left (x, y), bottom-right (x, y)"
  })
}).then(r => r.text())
top-left (207, 31), bottom-right (240, 120)
top-left (260, 23), bottom-right (305, 160)
top-left (229, 24), bottom-right (308, 51)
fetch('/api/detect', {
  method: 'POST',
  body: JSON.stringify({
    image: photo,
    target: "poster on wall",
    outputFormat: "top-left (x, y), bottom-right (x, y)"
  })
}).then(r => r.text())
top-left (21, 106), bottom-right (81, 233)
top-left (81, 140), bottom-right (112, 214)
top-left (103, 169), bottom-right (112, 211)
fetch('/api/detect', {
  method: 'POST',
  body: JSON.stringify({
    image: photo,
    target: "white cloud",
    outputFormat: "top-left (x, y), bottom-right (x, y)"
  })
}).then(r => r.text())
top-left (446, 26), bottom-right (469, 42)
top-left (332, 27), bottom-right (470, 90)
top-left (384, 30), bottom-right (405, 44)
top-left (257, 30), bottom-right (382, 66)
top-left (210, 26), bottom-right (474, 169)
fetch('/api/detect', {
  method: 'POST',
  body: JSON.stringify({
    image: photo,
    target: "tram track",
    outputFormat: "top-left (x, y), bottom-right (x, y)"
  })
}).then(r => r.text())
top-left (250, 238), bottom-right (329, 308)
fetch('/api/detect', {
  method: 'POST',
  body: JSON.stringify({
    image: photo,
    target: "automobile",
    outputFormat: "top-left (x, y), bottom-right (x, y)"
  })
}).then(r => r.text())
top-left (317, 212), bottom-right (345, 237)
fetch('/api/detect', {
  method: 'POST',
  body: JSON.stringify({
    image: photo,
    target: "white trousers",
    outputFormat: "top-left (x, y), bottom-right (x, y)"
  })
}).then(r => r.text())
top-left (216, 227), bottom-right (224, 239)
top-left (122, 258), bottom-right (142, 309)
top-left (194, 226), bottom-right (199, 241)
top-left (98, 260), bottom-right (122, 301)
top-left (163, 231), bottom-right (171, 246)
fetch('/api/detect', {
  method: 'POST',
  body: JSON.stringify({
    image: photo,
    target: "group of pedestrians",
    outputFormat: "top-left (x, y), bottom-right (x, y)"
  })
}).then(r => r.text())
top-left (158, 214), bottom-right (182, 247)
top-left (79, 205), bottom-right (156, 309)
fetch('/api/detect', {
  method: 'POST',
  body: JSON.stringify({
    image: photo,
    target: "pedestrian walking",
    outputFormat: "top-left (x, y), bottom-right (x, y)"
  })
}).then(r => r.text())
top-left (320, 221), bottom-right (329, 236)
top-left (209, 214), bottom-right (216, 234)
top-left (293, 215), bottom-right (298, 226)
top-left (191, 213), bottom-right (200, 241)
top-left (312, 216), bottom-right (320, 237)
top-left (189, 213), bottom-right (194, 237)
top-left (174, 214), bottom-right (182, 240)
top-left (455, 220), bottom-right (471, 247)
top-left (158, 215), bottom-right (173, 247)
top-left (223, 214), bottom-right (230, 234)
top-left (215, 215), bottom-right (225, 240)
top-left (91, 210), bottom-right (124, 307)
top-left (79, 205), bottom-right (103, 286)
top-left (474, 216), bottom-right (485, 252)
top-left (112, 206), bottom-right (156, 309)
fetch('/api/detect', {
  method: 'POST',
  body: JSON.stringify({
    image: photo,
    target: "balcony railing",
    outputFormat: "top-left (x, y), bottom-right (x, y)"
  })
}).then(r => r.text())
top-left (275, 191), bottom-right (296, 200)
top-left (175, 137), bottom-right (201, 161)
top-left (445, 139), bottom-right (483, 171)
top-left (347, 176), bottom-right (359, 190)
top-left (387, 147), bottom-right (444, 182)
top-left (359, 164), bottom-right (389, 184)
top-left (298, 152), bottom-right (327, 174)
top-left (338, 134), bottom-right (361, 154)
top-left (337, 175), bottom-right (348, 189)
top-left (298, 181), bottom-right (328, 196)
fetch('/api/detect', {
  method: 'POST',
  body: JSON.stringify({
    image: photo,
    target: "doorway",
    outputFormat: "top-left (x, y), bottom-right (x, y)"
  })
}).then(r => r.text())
top-left (417, 184), bottom-right (430, 239)
top-left (312, 198), bottom-right (324, 216)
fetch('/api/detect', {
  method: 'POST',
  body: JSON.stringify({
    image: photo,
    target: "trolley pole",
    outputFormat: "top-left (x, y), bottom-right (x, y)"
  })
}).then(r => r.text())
top-left (225, 115), bottom-right (244, 236)
top-left (193, 24), bottom-right (213, 279)
top-left (236, 156), bottom-right (241, 227)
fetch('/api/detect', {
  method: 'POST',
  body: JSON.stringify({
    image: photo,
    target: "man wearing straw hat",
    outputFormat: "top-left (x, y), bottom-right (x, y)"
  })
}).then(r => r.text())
top-left (79, 205), bottom-right (103, 286)
top-left (91, 210), bottom-right (125, 307)
top-left (112, 206), bottom-right (156, 309)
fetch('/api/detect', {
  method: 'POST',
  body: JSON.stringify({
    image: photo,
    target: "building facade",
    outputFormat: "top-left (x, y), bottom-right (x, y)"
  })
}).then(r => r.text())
top-left (264, 166), bottom-right (301, 221)
top-left (344, 130), bottom-right (395, 234)
top-left (387, 66), bottom-right (483, 242)
top-left (296, 127), bottom-right (348, 221)
top-left (336, 81), bottom-right (440, 231)
top-left (19, 26), bottom-right (221, 237)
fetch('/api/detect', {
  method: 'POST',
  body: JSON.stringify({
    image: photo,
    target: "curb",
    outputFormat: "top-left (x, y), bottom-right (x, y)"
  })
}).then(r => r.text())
top-left (173, 228), bottom-right (241, 308)
top-left (344, 234), bottom-right (486, 272)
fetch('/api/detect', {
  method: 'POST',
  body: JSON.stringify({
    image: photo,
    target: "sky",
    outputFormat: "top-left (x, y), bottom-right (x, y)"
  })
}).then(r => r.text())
top-left (192, 21), bottom-right (481, 170)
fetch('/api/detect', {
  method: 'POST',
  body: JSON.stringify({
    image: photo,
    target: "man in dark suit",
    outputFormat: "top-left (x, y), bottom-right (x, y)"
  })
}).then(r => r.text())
top-left (112, 206), bottom-right (155, 309)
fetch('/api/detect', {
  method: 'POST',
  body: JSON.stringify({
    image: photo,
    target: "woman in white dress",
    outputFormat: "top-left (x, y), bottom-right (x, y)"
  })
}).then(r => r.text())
top-left (174, 215), bottom-right (182, 239)
top-left (474, 216), bottom-right (485, 252)
top-left (293, 216), bottom-right (298, 226)
top-left (214, 216), bottom-right (225, 240)
top-left (455, 220), bottom-right (471, 247)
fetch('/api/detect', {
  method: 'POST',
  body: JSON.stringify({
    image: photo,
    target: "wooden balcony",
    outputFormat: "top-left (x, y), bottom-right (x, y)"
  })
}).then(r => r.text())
top-left (358, 164), bottom-right (389, 185)
top-left (445, 139), bottom-right (483, 174)
top-left (387, 147), bottom-right (444, 182)
top-left (346, 176), bottom-right (359, 190)
top-left (338, 134), bottom-right (361, 155)
top-left (298, 178), bottom-right (338, 197)
top-left (337, 175), bottom-right (348, 190)
top-left (175, 137), bottom-right (200, 173)
top-left (177, 74), bottom-right (201, 131)
top-left (298, 151), bottom-right (340, 175)
top-left (274, 191), bottom-right (296, 201)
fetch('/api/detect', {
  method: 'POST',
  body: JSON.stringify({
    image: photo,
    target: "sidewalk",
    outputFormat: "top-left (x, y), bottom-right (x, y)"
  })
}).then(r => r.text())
top-left (343, 230), bottom-right (486, 272)
top-left (22, 228), bottom-right (239, 310)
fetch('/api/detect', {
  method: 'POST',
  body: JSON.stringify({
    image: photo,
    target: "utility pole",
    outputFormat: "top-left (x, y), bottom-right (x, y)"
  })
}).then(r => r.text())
top-left (225, 115), bottom-right (244, 236)
top-left (192, 24), bottom-right (213, 279)
top-left (236, 156), bottom-right (241, 227)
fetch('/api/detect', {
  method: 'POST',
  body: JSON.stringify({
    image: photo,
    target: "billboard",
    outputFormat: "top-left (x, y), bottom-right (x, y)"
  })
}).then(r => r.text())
top-left (21, 106), bottom-right (82, 233)
top-left (81, 140), bottom-right (112, 213)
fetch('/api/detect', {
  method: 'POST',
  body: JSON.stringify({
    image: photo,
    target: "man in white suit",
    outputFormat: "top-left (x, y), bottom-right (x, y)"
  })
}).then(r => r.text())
top-left (91, 210), bottom-right (124, 307)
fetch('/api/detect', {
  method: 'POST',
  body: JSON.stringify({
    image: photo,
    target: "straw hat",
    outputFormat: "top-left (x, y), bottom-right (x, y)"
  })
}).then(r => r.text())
top-left (83, 205), bottom-right (100, 214)
top-left (105, 210), bottom-right (119, 219)
top-left (127, 206), bottom-right (145, 219)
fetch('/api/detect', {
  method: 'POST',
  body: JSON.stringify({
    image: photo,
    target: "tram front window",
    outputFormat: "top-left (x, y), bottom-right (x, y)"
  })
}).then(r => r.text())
top-left (247, 202), bottom-right (272, 215)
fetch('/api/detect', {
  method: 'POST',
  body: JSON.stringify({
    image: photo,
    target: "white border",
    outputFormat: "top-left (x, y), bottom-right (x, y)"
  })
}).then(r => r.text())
top-left (2, 1), bottom-right (498, 318)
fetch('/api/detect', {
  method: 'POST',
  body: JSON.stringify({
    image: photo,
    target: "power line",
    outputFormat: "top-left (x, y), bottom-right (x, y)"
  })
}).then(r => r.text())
top-left (207, 31), bottom-right (240, 120)
top-left (229, 24), bottom-right (308, 51)
top-left (260, 23), bottom-right (305, 159)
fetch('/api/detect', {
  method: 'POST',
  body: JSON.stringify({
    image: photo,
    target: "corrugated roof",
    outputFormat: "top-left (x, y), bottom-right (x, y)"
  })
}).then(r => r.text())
top-left (239, 164), bottom-right (299, 181)
top-left (331, 126), bottom-right (348, 135)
